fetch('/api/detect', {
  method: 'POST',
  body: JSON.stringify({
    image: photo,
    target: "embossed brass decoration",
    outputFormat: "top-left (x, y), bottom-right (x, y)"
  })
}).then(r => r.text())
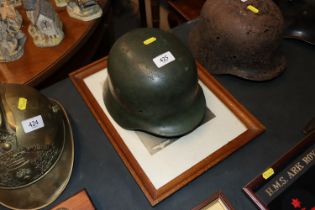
top-left (0, 84), bottom-right (74, 210)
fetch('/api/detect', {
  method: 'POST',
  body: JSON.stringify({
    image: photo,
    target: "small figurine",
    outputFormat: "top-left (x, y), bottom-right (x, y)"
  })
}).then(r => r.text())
top-left (0, 0), bottom-right (21, 7)
top-left (66, 0), bottom-right (102, 21)
top-left (23, 0), bottom-right (64, 47)
top-left (0, 0), bottom-right (26, 62)
top-left (0, 0), bottom-right (22, 30)
top-left (54, 0), bottom-right (67, 7)
top-left (0, 21), bottom-right (26, 62)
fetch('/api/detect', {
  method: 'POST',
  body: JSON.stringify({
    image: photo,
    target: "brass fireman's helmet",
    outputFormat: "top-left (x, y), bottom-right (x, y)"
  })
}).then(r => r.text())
top-left (0, 84), bottom-right (74, 210)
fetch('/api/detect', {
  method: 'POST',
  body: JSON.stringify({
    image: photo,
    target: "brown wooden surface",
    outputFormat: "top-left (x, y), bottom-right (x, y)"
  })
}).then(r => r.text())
top-left (243, 131), bottom-right (315, 210)
top-left (70, 57), bottom-right (265, 206)
top-left (0, 0), bottom-right (109, 86)
top-left (50, 190), bottom-right (95, 210)
top-left (167, 0), bottom-right (205, 21)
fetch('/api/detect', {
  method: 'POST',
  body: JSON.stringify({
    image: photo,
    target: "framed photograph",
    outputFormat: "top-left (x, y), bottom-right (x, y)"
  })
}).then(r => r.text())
top-left (192, 192), bottom-right (234, 210)
top-left (70, 57), bottom-right (265, 205)
top-left (243, 131), bottom-right (315, 210)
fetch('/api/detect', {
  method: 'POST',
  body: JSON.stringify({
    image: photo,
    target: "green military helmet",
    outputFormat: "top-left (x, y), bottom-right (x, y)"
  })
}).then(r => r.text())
top-left (0, 84), bottom-right (74, 210)
top-left (104, 28), bottom-right (206, 137)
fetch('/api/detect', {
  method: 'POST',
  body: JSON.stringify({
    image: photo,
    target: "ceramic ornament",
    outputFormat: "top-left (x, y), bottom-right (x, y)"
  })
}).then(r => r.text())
top-left (0, 1), bottom-right (26, 62)
top-left (0, 0), bottom-right (22, 7)
top-left (0, 21), bottom-right (26, 62)
top-left (0, 0), bottom-right (22, 30)
top-left (23, 0), bottom-right (64, 47)
top-left (66, 0), bottom-right (102, 21)
top-left (54, 0), bottom-right (68, 8)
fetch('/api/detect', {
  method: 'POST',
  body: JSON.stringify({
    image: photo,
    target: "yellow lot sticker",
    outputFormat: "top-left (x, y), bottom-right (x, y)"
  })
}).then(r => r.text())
top-left (262, 168), bottom-right (274, 180)
top-left (247, 5), bottom-right (259, 14)
top-left (18, 97), bottom-right (27, 110)
top-left (143, 37), bottom-right (157, 45)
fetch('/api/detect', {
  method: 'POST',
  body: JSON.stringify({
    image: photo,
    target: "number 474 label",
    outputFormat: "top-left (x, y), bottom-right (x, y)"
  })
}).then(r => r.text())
top-left (21, 115), bottom-right (45, 133)
top-left (153, 51), bottom-right (175, 68)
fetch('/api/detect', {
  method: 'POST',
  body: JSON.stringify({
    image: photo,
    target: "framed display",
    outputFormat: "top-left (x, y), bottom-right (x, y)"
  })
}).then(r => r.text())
top-left (192, 192), bottom-right (234, 210)
top-left (243, 131), bottom-right (315, 210)
top-left (70, 57), bottom-right (264, 205)
top-left (50, 189), bottom-right (95, 210)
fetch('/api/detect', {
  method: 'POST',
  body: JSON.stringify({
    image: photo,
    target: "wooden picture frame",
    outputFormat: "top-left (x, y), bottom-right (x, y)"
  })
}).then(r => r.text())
top-left (192, 192), bottom-right (234, 210)
top-left (50, 189), bottom-right (95, 210)
top-left (243, 131), bottom-right (315, 210)
top-left (70, 57), bottom-right (265, 206)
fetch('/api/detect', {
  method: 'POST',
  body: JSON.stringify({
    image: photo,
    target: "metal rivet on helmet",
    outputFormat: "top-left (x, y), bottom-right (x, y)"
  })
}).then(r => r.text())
top-left (0, 84), bottom-right (74, 210)
top-left (189, 0), bottom-right (287, 81)
top-left (104, 28), bottom-right (206, 137)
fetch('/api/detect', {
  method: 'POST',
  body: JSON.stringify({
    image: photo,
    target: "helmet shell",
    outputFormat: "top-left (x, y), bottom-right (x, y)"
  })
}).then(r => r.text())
top-left (275, 0), bottom-right (315, 44)
top-left (189, 0), bottom-right (287, 81)
top-left (0, 84), bottom-right (73, 210)
top-left (104, 28), bottom-right (206, 137)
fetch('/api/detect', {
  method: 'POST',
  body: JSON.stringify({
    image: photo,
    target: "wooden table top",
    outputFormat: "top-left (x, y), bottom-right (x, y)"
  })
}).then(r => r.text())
top-left (0, 0), bottom-right (109, 86)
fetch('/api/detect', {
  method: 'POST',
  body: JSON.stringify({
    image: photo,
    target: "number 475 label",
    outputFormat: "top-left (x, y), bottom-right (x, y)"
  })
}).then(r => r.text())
top-left (21, 115), bottom-right (45, 133)
top-left (153, 51), bottom-right (175, 68)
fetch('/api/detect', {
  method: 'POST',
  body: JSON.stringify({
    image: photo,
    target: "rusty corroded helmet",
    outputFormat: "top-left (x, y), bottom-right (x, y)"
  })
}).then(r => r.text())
top-left (275, 0), bottom-right (315, 44)
top-left (189, 0), bottom-right (287, 81)
top-left (0, 84), bottom-right (74, 210)
top-left (104, 28), bottom-right (206, 137)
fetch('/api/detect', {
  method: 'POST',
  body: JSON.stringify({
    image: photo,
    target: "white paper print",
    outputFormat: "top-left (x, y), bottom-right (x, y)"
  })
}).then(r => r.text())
top-left (21, 115), bottom-right (45, 133)
top-left (153, 51), bottom-right (175, 68)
